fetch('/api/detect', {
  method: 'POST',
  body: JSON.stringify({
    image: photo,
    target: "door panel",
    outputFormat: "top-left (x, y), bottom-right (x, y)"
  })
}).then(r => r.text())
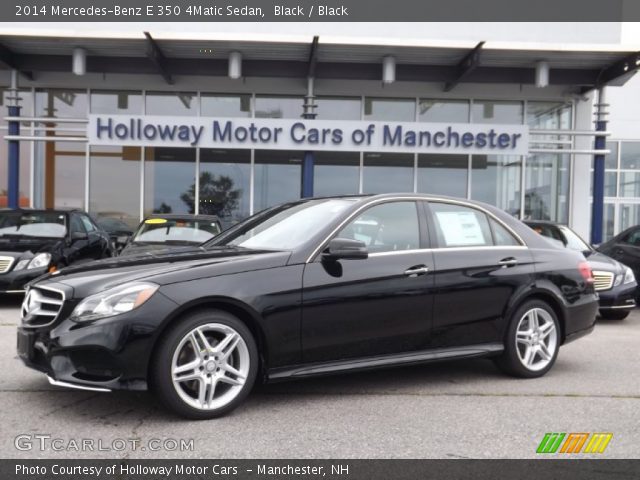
top-left (425, 201), bottom-right (534, 348)
top-left (302, 252), bottom-right (434, 363)
top-left (431, 247), bottom-right (533, 347)
top-left (301, 200), bottom-right (434, 363)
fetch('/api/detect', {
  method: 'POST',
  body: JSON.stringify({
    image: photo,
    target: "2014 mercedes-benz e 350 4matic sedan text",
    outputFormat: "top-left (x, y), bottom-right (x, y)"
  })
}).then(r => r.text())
top-left (17, 194), bottom-right (598, 419)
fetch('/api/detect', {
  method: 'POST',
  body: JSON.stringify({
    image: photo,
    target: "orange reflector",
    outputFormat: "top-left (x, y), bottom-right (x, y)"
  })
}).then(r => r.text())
top-left (48, 266), bottom-right (57, 273)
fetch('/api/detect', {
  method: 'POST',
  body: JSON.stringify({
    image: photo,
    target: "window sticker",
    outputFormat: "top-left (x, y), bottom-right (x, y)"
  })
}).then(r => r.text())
top-left (435, 211), bottom-right (486, 246)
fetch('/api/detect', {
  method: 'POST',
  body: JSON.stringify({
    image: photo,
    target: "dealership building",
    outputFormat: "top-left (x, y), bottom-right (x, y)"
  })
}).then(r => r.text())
top-left (0, 22), bottom-right (639, 241)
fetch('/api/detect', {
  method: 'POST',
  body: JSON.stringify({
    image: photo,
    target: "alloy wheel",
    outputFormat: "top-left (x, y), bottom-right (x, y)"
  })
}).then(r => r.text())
top-left (171, 323), bottom-right (250, 411)
top-left (515, 307), bottom-right (558, 372)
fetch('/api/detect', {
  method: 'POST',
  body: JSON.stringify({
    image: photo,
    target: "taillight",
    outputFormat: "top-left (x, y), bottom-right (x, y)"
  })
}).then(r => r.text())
top-left (578, 261), bottom-right (594, 284)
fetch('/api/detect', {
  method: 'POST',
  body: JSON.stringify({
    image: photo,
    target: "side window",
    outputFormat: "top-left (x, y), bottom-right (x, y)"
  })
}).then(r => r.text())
top-left (623, 229), bottom-right (640, 246)
top-left (80, 215), bottom-right (96, 232)
top-left (69, 215), bottom-right (86, 235)
top-left (336, 202), bottom-right (420, 253)
top-left (430, 202), bottom-right (493, 248)
top-left (490, 218), bottom-right (520, 246)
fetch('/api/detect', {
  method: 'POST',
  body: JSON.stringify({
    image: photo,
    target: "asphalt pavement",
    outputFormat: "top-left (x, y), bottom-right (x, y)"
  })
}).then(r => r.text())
top-left (1, 297), bottom-right (639, 459)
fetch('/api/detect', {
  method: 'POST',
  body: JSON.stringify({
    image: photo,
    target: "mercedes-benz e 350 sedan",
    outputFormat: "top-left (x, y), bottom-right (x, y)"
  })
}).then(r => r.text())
top-left (17, 194), bottom-right (598, 419)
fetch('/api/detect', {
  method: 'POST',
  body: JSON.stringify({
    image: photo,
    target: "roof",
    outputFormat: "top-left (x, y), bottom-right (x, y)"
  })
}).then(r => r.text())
top-left (0, 33), bottom-right (637, 89)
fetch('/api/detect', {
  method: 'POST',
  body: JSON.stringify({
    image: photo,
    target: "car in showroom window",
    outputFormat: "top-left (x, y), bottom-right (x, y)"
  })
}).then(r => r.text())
top-left (17, 195), bottom-right (598, 419)
top-left (525, 220), bottom-right (637, 320)
top-left (0, 209), bottom-right (112, 294)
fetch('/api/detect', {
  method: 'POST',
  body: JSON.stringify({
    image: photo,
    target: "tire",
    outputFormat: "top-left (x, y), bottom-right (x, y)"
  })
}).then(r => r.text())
top-left (494, 300), bottom-right (560, 378)
top-left (599, 310), bottom-right (630, 320)
top-left (151, 309), bottom-right (258, 419)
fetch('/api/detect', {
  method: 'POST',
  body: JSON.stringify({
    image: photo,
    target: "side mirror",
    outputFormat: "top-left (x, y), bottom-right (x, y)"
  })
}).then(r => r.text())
top-left (322, 238), bottom-right (368, 261)
top-left (71, 231), bottom-right (88, 241)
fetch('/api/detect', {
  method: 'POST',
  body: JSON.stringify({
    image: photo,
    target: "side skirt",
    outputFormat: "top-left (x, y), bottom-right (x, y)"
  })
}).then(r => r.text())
top-left (267, 343), bottom-right (504, 382)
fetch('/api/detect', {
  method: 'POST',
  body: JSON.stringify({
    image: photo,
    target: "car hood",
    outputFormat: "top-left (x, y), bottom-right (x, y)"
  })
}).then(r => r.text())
top-left (585, 251), bottom-right (625, 274)
top-left (0, 237), bottom-right (63, 254)
top-left (34, 247), bottom-right (292, 299)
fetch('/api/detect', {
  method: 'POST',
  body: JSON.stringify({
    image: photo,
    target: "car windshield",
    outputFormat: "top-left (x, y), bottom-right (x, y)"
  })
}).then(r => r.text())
top-left (0, 211), bottom-right (67, 238)
top-left (133, 218), bottom-right (221, 245)
top-left (558, 225), bottom-right (592, 252)
top-left (207, 199), bottom-right (358, 250)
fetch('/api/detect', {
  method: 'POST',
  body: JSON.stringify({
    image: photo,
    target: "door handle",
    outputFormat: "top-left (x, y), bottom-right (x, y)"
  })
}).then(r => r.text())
top-left (404, 265), bottom-right (430, 276)
top-left (498, 257), bottom-right (518, 268)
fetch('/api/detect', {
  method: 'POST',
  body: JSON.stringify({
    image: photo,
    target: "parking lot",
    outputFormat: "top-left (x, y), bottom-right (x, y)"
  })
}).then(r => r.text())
top-left (1, 298), bottom-right (639, 459)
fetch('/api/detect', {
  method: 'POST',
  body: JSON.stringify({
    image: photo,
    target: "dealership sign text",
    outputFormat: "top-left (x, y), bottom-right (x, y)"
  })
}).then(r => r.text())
top-left (89, 115), bottom-right (529, 155)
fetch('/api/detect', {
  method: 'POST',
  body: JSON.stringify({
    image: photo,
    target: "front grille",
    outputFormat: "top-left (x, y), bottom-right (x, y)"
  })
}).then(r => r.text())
top-left (0, 256), bottom-right (14, 273)
top-left (21, 286), bottom-right (65, 327)
top-left (592, 271), bottom-right (615, 291)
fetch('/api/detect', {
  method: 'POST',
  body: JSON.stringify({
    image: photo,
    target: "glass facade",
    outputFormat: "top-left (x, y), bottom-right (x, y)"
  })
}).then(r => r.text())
top-left (143, 147), bottom-right (196, 216)
top-left (199, 149), bottom-right (251, 228)
top-left (2, 90), bottom-right (592, 230)
top-left (591, 140), bottom-right (640, 240)
top-left (89, 145), bottom-right (141, 228)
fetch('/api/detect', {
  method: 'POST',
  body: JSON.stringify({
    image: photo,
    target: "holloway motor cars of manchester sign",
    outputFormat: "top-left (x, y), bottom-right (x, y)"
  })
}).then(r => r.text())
top-left (88, 115), bottom-right (529, 155)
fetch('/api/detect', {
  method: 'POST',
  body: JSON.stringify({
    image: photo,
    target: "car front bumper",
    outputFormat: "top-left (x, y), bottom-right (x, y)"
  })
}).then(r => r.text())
top-left (597, 281), bottom-right (637, 311)
top-left (0, 267), bottom-right (48, 293)
top-left (16, 289), bottom-right (178, 392)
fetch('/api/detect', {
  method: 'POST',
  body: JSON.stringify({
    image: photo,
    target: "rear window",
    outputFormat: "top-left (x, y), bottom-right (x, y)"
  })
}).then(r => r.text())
top-left (430, 203), bottom-right (493, 247)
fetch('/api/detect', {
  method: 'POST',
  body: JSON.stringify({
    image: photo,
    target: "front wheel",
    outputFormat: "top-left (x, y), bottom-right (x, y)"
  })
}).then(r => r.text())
top-left (494, 300), bottom-right (560, 378)
top-left (151, 310), bottom-right (258, 419)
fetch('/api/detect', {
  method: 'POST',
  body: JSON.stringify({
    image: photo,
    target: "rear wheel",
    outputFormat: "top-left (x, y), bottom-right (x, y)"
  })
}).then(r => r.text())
top-left (151, 310), bottom-right (258, 419)
top-left (599, 310), bottom-right (630, 320)
top-left (494, 300), bottom-right (560, 378)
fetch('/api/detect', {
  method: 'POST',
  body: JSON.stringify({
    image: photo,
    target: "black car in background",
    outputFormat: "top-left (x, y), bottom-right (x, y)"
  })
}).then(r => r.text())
top-left (0, 209), bottom-right (112, 293)
top-left (94, 217), bottom-right (135, 254)
top-left (119, 214), bottom-right (222, 257)
top-left (18, 195), bottom-right (598, 418)
top-left (598, 226), bottom-right (640, 290)
top-left (525, 220), bottom-right (636, 320)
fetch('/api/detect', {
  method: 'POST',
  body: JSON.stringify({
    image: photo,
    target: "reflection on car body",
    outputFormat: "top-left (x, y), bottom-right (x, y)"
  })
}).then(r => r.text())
top-left (17, 194), bottom-right (598, 419)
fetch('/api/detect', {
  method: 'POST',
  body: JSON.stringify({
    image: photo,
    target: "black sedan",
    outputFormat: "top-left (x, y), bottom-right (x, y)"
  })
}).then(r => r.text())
top-left (17, 195), bottom-right (598, 419)
top-left (119, 214), bottom-right (222, 257)
top-left (526, 221), bottom-right (637, 320)
top-left (597, 225), bottom-right (640, 292)
top-left (0, 209), bottom-right (112, 294)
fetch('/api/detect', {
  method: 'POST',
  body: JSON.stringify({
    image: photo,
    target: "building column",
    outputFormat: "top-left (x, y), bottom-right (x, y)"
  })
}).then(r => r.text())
top-left (591, 87), bottom-right (608, 244)
top-left (7, 104), bottom-right (21, 209)
top-left (301, 77), bottom-right (316, 198)
top-left (570, 92), bottom-right (595, 240)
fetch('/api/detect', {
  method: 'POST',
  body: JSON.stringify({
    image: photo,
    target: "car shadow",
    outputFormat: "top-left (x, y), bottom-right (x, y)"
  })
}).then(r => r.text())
top-left (19, 358), bottom-right (507, 423)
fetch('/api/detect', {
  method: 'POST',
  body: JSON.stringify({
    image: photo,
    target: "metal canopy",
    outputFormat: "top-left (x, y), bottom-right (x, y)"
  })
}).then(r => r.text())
top-left (0, 34), bottom-right (637, 89)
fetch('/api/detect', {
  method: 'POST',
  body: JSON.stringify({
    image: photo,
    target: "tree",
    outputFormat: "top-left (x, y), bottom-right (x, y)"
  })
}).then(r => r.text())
top-left (154, 202), bottom-right (173, 214)
top-left (181, 172), bottom-right (240, 217)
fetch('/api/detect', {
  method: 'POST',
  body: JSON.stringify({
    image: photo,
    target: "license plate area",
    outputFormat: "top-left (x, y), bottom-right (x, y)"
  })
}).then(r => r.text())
top-left (17, 330), bottom-right (34, 361)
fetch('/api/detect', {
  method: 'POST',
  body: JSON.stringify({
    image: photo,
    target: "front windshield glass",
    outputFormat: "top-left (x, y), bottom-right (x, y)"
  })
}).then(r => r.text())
top-left (134, 218), bottom-right (221, 244)
top-left (0, 212), bottom-right (67, 238)
top-left (558, 225), bottom-right (591, 252)
top-left (208, 199), bottom-right (358, 250)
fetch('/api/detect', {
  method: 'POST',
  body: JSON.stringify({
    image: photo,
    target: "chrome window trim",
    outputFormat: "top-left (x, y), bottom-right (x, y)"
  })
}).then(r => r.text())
top-left (21, 284), bottom-right (66, 329)
top-left (305, 196), bottom-right (526, 263)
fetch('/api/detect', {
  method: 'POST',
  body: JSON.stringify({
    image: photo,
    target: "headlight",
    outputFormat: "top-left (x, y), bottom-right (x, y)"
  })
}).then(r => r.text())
top-left (623, 266), bottom-right (635, 285)
top-left (13, 253), bottom-right (51, 271)
top-left (70, 282), bottom-right (159, 322)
